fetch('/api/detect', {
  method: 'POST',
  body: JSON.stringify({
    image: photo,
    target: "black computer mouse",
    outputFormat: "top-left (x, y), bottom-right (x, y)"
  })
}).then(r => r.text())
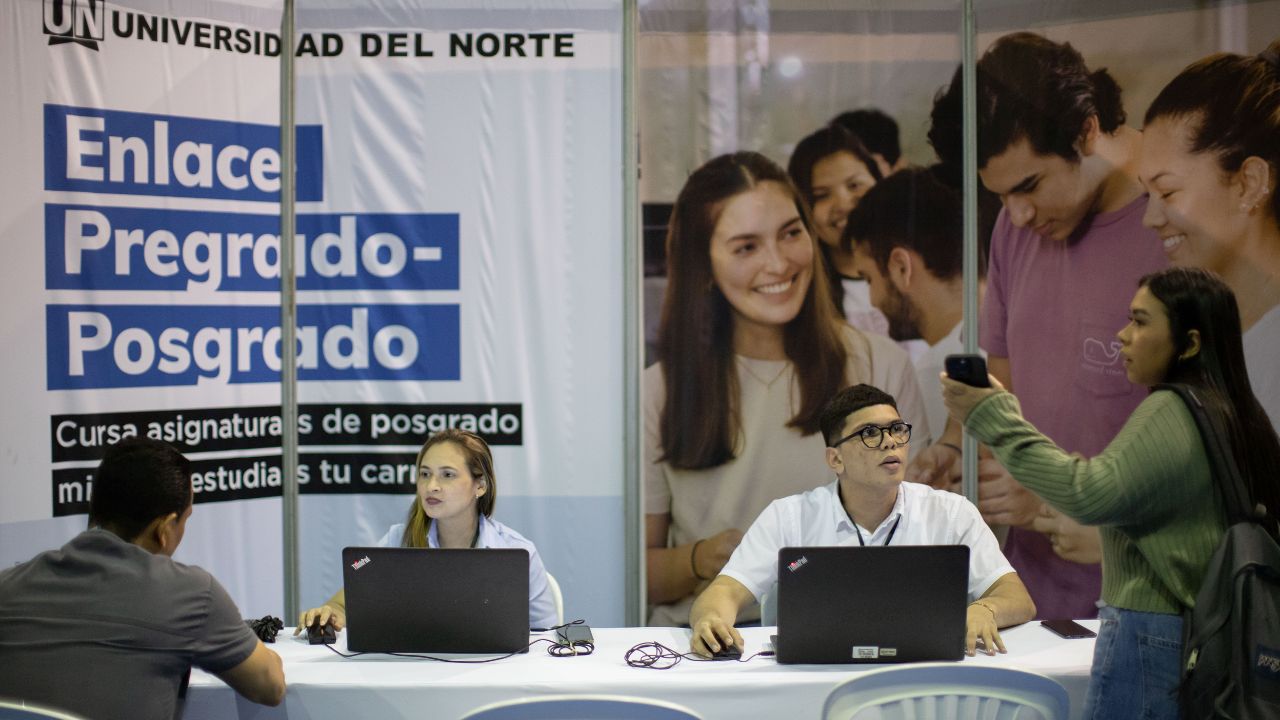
top-left (306, 621), bottom-right (337, 645)
top-left (710, 644), bottom-right (742, 660)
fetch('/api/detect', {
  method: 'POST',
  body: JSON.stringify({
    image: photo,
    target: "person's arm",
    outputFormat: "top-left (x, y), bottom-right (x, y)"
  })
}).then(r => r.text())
top-left (965, 572), bottom-right (1035, 656)
top-left (987, 355), bottom-right (1012, 390)
top-left (214, 640), bottom-right (285, 706)
top-left (906, 417), bottom-right (963, 489)
top-left (645, 512), bottom-right (742, 606)
top-left (906, 351), bottom-right (1009, 490)
top-left (688, 575), bottom-right (754, 657)
top-left (949, 384), bottom-right (1203, 526)
top-left (1031, 506), bottom-right (1103, 564)
top-left (294, 588), bottom-right (346, 634)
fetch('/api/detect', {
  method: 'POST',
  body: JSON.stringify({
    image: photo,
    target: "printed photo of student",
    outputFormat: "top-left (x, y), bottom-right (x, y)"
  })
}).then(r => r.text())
top-left (1140, 39), bottom-right (1280, 433)
top-left (918, 32), bottom-right (1167, 620)
top-left (645, 151), bottom-right (929, 626)
top-left (297, 429), bottom-right (557, 632)
top-left (786, 124), bottom-right (892, 337)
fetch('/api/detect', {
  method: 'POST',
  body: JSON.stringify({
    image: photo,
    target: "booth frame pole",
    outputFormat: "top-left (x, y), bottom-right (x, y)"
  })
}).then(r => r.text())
top-left (623, 0), bottom-right (643, 627)
top-left (960, 0), bottom-right (980, 505)
top-left (279, 0), bottom-right (300, 621)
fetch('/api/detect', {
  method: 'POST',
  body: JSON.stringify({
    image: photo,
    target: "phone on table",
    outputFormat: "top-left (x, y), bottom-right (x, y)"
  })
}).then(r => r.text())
top-left (944, 354), bottom-right (991, 388)
top-left (1041, 619), bottom-right (1096, 639)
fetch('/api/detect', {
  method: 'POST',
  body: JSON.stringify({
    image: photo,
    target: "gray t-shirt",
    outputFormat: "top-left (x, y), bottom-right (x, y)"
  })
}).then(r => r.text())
top-left (0, 528), bottom-right (259, 720)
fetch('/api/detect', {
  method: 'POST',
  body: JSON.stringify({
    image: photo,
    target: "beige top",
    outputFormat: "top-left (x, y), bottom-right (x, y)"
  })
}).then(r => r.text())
top-left (644, 325), bottom-right (929, 626)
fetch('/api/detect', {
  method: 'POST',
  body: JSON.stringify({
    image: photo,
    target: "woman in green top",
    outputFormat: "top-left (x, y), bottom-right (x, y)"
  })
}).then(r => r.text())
top-left (942, 267), bottom-right (1280, 720)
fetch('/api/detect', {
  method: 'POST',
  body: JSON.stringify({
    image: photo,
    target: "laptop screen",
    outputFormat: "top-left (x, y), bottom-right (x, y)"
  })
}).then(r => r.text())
top-left (340, 546), bottom-right (530, 654)
top-left (775, 545), bottom-right (968, 664)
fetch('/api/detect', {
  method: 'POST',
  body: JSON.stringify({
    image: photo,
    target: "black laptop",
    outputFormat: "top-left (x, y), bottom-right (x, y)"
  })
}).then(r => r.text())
top-left (774, 545), bottom-right (969, 664)
top-left (340, 546), bottom-right (530, 654)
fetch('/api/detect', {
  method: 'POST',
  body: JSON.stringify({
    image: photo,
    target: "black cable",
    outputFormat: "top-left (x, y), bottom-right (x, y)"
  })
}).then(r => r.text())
top-left (323, 638), bottom-right (561, 663)
top-left (317, 619), bottom-right (597, 662)
top-left (547, 641), bottom-right (594, 657)
top-left (623, 641), bottom-right (772, 669)
top-left (530, 618), bottom-right (585, 633)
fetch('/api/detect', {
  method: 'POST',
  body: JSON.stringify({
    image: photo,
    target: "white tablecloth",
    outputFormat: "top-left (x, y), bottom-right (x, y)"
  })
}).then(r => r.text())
top-left (184, 622), bottom-right (1098, 719)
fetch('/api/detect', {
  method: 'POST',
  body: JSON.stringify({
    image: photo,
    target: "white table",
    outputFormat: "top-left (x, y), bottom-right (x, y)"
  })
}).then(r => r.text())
top-left (184, 622), bottom-right (1097, 719)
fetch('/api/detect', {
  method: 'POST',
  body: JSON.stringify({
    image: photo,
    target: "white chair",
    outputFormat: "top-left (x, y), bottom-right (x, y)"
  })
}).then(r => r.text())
top-left (0, 699), bottom-right (89, 720)
top-left (545, 571), bottom-right (565, 625)
top-left (822, 663), bottom-right (1070, 720)
top-left (459, 694), bottom-right (703, 719)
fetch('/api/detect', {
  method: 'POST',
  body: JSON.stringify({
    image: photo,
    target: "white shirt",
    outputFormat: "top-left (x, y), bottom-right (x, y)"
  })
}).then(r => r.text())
top-left (915, 322), bottom-right (973, 438)
top-left (1244, 303), bottom-right (1280, 433)
top-left (721, 480), bottom-right (1015, 604)
top-left (378, 515), bottom-right (558, 629)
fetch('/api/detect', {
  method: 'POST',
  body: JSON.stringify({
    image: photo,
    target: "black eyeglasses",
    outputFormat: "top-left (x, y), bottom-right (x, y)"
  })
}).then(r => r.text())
top-left (832, 421), bottom-right (912, 449)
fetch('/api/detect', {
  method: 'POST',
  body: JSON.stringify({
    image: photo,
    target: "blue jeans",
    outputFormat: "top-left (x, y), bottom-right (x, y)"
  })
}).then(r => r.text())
top-left (1083, 605), bottom-right (1184, 720)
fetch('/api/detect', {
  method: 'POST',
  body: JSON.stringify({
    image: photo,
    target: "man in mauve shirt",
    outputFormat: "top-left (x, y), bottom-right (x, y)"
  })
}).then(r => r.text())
top-left (913, 32), bottom-right (1166, 620)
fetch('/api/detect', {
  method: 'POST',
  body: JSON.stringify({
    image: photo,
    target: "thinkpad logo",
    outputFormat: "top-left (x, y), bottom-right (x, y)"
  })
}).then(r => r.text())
top-left (350, 556), bottom-right (372, 571)
top-left (43, 0), bottom-right (105, 51)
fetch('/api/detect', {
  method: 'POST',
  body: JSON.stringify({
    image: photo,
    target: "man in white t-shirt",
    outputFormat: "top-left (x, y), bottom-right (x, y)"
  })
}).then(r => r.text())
top-left (688, 384), bottom-right (1034, 658)
top-left (846, 166), bottom-right (986, 437)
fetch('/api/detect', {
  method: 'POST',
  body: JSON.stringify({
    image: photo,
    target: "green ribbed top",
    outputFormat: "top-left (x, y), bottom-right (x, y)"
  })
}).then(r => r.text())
top-left (966, 390), bottom-right (1224, 614)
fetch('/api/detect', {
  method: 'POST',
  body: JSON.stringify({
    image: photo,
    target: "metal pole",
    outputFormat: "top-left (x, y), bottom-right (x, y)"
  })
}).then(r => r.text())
top-left (960, 0), bottom-right (980, 505)
top-left (622, 0), bottom-right (643, 627)
top-left (279, 0), bottom-right (300, 621)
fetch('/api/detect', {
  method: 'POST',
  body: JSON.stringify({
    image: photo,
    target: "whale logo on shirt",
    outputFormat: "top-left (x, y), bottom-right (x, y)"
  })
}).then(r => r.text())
top-left (1082, 338), bottom-right (1123, 367)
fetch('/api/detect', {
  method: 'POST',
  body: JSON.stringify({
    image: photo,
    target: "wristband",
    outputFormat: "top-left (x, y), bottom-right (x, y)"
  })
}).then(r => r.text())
top-left (970, 600), bottom-right (997, 619)
top-left (940, 441), bottom-right (963, 454)
top-left (690, 539), bottom-right (710, 581)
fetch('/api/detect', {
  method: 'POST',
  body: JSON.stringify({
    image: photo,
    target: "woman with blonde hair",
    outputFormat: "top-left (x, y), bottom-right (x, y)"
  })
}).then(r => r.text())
top-left (298, 429), bottom-right (556, 630)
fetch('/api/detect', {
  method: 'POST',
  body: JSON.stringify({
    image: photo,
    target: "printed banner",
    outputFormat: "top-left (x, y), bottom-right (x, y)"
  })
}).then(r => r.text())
top-left (1, 0), bottom-right (624, 624)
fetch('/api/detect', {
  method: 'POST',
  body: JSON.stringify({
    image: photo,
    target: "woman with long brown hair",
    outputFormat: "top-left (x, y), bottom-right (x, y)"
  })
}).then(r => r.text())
top-left (645, 152), bottom-right (928, 625)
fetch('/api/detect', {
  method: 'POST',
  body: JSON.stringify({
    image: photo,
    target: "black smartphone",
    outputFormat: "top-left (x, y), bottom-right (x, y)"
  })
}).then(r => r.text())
top-left (944, 354), bottom-right (991, 388)
top-left (1041, 619), bottom-right (1096, 639)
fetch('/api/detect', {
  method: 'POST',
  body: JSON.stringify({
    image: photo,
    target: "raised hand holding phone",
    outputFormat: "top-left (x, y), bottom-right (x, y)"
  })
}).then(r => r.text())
top-left (944, 354), bottom-right (990, 387)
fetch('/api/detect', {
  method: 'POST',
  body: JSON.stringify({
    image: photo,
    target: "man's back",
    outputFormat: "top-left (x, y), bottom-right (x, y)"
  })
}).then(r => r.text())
top-left (0, 529), bottom-right (258, 720)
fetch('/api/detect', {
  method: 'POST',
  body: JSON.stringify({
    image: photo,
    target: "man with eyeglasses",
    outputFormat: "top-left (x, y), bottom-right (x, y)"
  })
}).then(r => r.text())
top-left (688, 384), bottom-right (1035, 658)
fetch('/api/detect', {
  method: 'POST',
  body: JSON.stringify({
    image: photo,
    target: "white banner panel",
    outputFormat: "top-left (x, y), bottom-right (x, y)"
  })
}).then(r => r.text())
top-left (0, 0), bottom-right (625, 626)
top-left (291, 0), bottom-right (625, 624)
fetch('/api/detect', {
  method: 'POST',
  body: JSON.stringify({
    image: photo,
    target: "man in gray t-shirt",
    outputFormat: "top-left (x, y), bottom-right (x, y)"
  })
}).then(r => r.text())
top-left (0, 439), bottom-right (284, 719)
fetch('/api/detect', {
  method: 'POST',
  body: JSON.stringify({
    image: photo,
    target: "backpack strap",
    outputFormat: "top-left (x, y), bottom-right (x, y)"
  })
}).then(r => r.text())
top-left (1154, 384), bottom-right (1255, 526)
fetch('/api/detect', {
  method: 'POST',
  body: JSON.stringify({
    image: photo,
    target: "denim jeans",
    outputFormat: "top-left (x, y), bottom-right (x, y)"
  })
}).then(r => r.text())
top-left (1083, 605), bottom-right (1184, 720)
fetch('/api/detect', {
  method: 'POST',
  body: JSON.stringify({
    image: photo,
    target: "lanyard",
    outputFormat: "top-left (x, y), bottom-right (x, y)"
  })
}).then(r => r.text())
top-left (854, 515), bottom-right (901, 547)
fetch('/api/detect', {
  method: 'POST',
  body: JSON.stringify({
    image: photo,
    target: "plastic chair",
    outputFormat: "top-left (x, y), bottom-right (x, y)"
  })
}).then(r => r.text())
top-left (545, 571), bottom-right (565, 625)
top-left (0, 699), bottom-right (89, 720)
top-left (459, 694), bottom-right (703, 719)
top-left (822, 664), bottom-right (1070, 720)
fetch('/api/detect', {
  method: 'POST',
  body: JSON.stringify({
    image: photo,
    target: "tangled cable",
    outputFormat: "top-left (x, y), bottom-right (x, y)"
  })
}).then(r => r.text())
top-left (624, 641), bottom-right (772, 669)
top-left (245, 615), bottom-right (284, 643)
